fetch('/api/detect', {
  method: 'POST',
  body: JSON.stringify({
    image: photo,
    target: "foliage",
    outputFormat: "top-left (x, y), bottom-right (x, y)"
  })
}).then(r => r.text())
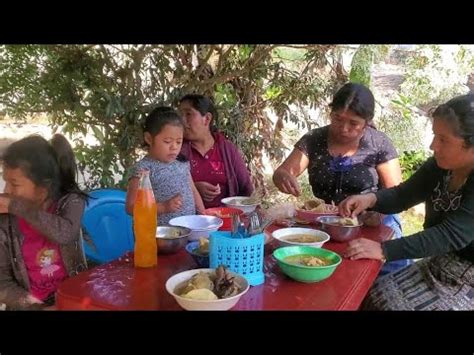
top-left (349, 45), bottom-right (390, 86)
top-left (0, 44), bottom-right (348, 191)
top-left (399, 45), bottom-right (474, 108)
top-left (399, 150), bottom-right (429, 181)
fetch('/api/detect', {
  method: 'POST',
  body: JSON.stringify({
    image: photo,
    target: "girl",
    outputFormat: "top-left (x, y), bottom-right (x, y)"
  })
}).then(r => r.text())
top-left (0, 134), bottom-right (88, 310)
top-left (126, 107), bottom-right (205, 225)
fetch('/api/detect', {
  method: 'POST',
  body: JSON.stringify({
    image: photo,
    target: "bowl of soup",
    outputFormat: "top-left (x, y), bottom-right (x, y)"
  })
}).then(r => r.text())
top-left (271, 227), bottom-right (330, 248)
top-left (273, 246), bottom-right (342, 283)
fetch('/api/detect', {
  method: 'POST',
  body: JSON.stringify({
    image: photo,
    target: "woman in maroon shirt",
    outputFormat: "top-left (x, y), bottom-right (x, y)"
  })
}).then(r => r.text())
top-left (178, 94), bottom-right (254, 208)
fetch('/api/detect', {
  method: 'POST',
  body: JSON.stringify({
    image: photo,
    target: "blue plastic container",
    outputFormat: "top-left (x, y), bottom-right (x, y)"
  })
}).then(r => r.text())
top-left (209, 231), bottom-right (264, 286)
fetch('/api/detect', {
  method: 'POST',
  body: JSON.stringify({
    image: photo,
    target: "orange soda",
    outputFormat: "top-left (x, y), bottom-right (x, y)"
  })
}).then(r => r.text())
top-left (133, 170), bottom-right (158, 268)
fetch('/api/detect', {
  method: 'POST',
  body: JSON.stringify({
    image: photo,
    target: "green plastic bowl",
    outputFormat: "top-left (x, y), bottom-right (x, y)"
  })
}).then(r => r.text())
top-left (273, 246), bottom-right (342, 283)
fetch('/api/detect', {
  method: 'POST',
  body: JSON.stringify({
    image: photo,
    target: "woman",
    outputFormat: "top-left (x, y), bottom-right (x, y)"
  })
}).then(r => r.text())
top-left (178, 94), bottom-right (253, 209)
top-left (340, 93), bottom-right (474, 310)
top-left (272, 82), bottom-right (408, 274)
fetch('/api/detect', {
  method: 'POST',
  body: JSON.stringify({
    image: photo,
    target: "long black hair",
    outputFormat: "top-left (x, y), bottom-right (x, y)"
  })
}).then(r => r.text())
top-left (2, 134), bottom-right (87, 201)
top-left (329, 82), bottom-right (375, 122)
top-left (432, 93), bottom-right (474, 147)
top-left (179, 94), bottom-right (218, 132)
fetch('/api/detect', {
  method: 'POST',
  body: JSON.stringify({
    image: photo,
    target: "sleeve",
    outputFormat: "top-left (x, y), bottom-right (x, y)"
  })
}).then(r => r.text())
top-left (294, 130), bottom-right (316, 157)
top-left (8, 194), bottom-right (86, 246)
top-left (0, 228), bottom-right (33, 310)
top-left (374, 158), bottom-right (436, 215)
top-left (374, 130), bottom-right (399, 165)
top-left (382, 177), bottom-right (474, 261)
top-left (230, 143), bottom-right (254, 196)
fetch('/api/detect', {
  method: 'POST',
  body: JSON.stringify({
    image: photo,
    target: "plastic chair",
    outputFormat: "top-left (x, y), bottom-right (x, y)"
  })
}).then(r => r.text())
top-left (82, 189), bottom-right (134, 264)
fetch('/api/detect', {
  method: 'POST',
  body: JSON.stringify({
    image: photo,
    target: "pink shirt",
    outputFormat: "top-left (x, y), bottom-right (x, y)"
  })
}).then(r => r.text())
top-left (19, 206), bottom-right (68, 301)
top-left (189, 143), bottom-right (228, 208)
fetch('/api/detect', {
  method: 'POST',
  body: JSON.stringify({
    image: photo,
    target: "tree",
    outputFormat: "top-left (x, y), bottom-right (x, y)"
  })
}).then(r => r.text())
top-left (0, 44), bottom-right (348, 193)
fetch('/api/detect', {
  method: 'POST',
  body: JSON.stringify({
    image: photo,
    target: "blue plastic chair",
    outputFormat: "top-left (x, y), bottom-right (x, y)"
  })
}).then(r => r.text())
top-left (82, 189), bottom-right (134, 264)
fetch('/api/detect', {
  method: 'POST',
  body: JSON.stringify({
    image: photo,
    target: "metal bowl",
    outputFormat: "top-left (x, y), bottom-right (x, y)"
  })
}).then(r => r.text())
top-left (316, 216), bottom-right (362, 242)
top-left (156, 226), bottom-right (192, 254)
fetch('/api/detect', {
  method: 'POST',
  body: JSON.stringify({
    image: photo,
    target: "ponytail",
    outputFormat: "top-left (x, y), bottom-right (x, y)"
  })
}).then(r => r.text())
top-left (49, 134), bottom-right (87, 198)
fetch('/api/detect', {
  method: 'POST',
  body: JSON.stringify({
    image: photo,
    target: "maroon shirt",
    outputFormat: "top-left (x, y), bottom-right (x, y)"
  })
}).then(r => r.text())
top-left (181, 131), bottom-right (254, 208)
top-left (188, 142), bottom-right (228, 208)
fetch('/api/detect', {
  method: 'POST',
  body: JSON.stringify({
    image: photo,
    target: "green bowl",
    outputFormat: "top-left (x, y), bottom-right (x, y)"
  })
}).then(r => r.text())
top-left (273, 246), bottom-right (342, 283)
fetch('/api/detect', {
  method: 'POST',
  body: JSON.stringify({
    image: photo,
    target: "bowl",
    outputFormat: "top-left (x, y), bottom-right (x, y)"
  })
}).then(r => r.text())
top-left (185, 241), bottom-right (209, 268)
top-left (165, 268), bottom-right (249, 311)
top-left (221, 196), bottom-right (259, 214)
top-left (316, 216), bottom-right (362, 242)
top-left (156, 226), bottom-right (192, 254)
top-left (169, 215), bottom-right (223, 241)
top-left (204, 207), bottom-right (244, 231)
top-left (295, 204), bottom-right (339, 223)
top-left (273, 246), bottom-right (342, 283)
top-left (271, 227), bottom-right (330, 248)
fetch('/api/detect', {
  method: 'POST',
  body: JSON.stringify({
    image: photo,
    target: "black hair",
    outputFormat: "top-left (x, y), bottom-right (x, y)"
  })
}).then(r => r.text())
top-left (2, 134), bottom-right (87, 201)
top-left (143, 106), bottom-right (184, 140)
top-left (329, 82), bottom-right (375, 122)
top-left (142, 106), bottom-right (187, 162)
top-left (431, 93), bottom-right (474, 147)
top-left (178, 94), bottom-right (218, 132)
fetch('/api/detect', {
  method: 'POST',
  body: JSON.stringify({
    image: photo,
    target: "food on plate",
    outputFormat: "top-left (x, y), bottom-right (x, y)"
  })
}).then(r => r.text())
top-left (300, 197), bottom-right (337, 213)
top-left (284, 254), bottom-right (332, 267)
top-left (228, 197), bottom-right (259, 206)
top-left (329, 217), bottom-right (360, 226)
top-left (175, 265), bottom-right (243, 300)
top-left (157, 229), bottom-right (181, 239)
top-left (181, 288), bottom-right (218, 300)
top-left (191, 237), bottom-right (209, 256)
top-left (282, 234), bottom-right (324, 243)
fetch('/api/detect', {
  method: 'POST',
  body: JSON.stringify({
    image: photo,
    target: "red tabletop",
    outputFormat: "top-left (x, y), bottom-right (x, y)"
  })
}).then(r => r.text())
top-left (56, 224), bottom-right (393, 311)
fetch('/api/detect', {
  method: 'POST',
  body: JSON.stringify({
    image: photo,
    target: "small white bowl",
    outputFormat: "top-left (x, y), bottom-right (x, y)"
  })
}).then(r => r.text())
top-left (169, 215), bottom-right (223, 241)
top-left (165, 268), bottom-right (249, 311)
top-left (221, 196), bottom-right (259, 214)
top-left (271, 227), bottom-right (330, 248)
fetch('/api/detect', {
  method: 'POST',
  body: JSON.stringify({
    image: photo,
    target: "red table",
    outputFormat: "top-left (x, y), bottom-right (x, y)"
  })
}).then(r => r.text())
top-left (56, 224), bottom-right (393, 310)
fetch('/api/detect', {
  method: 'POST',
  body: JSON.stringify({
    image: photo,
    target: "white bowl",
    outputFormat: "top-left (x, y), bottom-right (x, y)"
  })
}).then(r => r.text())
top-left (169, 215), bottom-right (223, 241)
top-left (271, 227), bottom-right (330, 248)
top-left (165, 268), bottom-right (249, 311)
top-left (221, 196), bottom-right (259, 214)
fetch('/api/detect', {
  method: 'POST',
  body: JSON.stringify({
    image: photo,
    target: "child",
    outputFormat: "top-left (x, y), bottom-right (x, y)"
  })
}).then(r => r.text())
top-left (0, 134), bottom-right (88, 310)
top-left (126, 107), bottom-right (205, 225)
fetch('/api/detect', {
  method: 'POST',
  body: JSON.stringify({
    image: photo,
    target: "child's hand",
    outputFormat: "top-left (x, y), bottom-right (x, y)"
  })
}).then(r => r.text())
top-left (164, 194), bottom-right (183, 213)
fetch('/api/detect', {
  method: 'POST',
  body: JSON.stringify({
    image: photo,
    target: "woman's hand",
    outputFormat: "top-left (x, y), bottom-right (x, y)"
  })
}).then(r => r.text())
top-left (164, 193), bottom-right (183, 213)
top-left (0, 194), bottom-right (11, 214)
top-left (273, 169), bottom-right (301, 197)
top-left (338, 193), bottom-right (377, 218)
top-left (194, 181), bottom-right (221, 202)
top-left (344, 238), bottom-right (385, 261)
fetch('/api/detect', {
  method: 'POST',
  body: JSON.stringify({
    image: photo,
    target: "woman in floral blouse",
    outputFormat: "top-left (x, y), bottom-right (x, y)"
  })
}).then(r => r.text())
top-left (273, 82), bottom-right (408, 274)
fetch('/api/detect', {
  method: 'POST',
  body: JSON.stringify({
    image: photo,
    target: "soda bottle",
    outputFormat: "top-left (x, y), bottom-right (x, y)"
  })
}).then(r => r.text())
top-left (133, 170), bottom-right (158, 268)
